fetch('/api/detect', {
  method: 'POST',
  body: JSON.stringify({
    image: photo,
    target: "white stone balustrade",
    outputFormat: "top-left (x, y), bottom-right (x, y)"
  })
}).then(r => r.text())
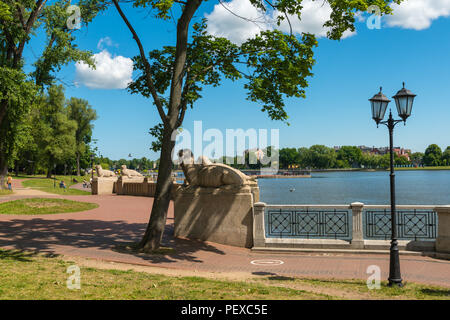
top-left (252, 202), bottom-right (449, 254)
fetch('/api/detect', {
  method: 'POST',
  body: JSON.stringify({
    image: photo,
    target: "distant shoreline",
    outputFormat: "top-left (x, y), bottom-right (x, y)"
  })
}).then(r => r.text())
top-left (311, 166), bottom-right (450, 173)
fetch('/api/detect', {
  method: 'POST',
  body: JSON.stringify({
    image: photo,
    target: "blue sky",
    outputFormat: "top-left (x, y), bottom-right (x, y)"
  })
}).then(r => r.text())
top-left (25, 0), bottom-right (450, 160)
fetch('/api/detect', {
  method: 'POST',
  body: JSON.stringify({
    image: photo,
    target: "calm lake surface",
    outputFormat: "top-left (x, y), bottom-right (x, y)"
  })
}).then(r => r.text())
top-left (258, 170), bottom-right (450, 205)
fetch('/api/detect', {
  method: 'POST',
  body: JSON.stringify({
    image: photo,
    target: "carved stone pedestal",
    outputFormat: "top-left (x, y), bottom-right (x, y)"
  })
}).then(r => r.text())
top-left (174, 184), bottom-right (259, 248)
top-left (91, 177), bottom-right (118, 195)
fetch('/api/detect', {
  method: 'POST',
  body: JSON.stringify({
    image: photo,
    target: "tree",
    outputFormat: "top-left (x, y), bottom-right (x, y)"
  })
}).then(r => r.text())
top-left (336, 146), bottom-right (363, 168)
top-left (0, 0), bottom-right (102, 188)
top-left (308, 145), bottom-right (336, 169)
top-left (297, 147), bottom-right (311, 168)
top-left (111, 0), bottom-right (400, 251)
top-left (423, 144), bottom-right (442, 167)
top-left (279, 148), bottom-right (299, 169)
top-left (33, 85), bottom-right (77, 177)
top-left (442, 147), bottom-right (450, 166)
top-left (67, 98), bottom-right (97, 176)
top-left (394, 153), bottom-right (410, 166)
top-left (410, 152), bottom-right (424, 167)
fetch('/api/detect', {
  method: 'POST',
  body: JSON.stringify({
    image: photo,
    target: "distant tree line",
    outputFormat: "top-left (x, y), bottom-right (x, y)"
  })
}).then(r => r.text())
top-left (94, 156), bottom-right (158, 174)
top-left (218, 144), bottom-right (450, 170)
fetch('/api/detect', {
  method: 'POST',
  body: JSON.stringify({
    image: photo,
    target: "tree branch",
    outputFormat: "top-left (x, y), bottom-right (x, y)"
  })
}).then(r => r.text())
top-left (15, 0), bottom-right (48, 66)
top-left (112, 0), bottom-right (168, 125)
top-left (176, 64), bottom-right (213, 127)
top-left (15, 3), bottom-right (26, 29)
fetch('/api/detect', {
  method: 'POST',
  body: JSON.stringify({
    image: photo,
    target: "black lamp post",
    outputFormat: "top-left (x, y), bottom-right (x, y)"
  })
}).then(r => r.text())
top-left (90, 154), bottom-right (95, 180)
top-left (53, 163), bottom-right (57, 188)
top-left (369, 83), bottom-right (417, 287)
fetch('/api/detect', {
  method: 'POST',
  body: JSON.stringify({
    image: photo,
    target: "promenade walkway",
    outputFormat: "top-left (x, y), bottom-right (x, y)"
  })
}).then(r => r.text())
top-left (1, 179), bottom-right (449, 288)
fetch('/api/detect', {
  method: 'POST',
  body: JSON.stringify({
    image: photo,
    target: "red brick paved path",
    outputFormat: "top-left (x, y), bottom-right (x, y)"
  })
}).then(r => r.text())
top-left (1, 180), bottom-right (449, 287)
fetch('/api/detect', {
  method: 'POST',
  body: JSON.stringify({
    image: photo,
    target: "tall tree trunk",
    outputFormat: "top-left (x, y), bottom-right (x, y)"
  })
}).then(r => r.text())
top-left (0, 99), bottom-right (8, 189)
top-left (47, 163), bottom-right (53, 178)
top-left (138, 0), bottom-right (202, 252)
top-left (0, 153), bottom-right (7, 190)
top-left (139, 126), bottom-right (176, 251)
top-left (76, 153), bottom-right (81, 176)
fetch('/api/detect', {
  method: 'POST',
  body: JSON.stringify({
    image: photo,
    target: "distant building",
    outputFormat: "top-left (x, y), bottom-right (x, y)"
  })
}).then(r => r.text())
top-left (334, 145), bottom-right (411, 161)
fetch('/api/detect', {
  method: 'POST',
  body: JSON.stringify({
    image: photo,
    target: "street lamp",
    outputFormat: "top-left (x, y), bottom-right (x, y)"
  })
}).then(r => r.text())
top-left (369, 83), bottom-right (417, 287)
top-left (53, 163), bottom-right (57, 188)
top-left (90, 154), bottom-right (95, 180)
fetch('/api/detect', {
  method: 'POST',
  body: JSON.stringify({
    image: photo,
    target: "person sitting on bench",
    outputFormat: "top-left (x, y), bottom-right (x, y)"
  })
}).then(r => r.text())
top-left (59, 180), bottom-right (66, 191)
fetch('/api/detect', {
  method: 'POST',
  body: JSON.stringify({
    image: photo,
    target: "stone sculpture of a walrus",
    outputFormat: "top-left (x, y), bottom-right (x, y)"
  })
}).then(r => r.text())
top-left (178, 149), bottom-right (255, 187)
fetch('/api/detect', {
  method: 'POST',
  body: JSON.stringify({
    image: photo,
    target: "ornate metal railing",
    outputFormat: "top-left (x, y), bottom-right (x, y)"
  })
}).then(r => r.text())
top-left (253, 203), bottom-right (448, 251)
top-left (364, 209), bottom-right (437, 241)
top-left (265, 206), bottom-right (352, 240)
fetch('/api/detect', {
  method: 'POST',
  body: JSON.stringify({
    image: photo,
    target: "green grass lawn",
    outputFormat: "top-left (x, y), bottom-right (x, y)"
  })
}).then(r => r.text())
top-left (0, 249), bottom-right (448, 300)
top-left (395, 166), bottom-right (450, 171)
top-left (0, 198), bottom-right (98, 215)
top-left (0, 189), bottom-right (13, 196)
top-left (21, 175), bottom-right (91, 195)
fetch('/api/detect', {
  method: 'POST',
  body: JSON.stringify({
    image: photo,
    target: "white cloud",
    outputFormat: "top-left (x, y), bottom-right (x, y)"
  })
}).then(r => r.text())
top-left (75, 50), bottom-right (133, 89)
top-left (97, 36), bottom-right (118, 50)
top-left (205, 0), bottom-right (355, 44)
top-left (386, 0), bottom-right (450, 30)
top-left (205, 0), bottom-right (271, 44)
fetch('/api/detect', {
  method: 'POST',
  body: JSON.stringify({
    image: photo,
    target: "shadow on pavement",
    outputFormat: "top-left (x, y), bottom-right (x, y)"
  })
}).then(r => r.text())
top-left (0, 217), bottom-right (224, 264)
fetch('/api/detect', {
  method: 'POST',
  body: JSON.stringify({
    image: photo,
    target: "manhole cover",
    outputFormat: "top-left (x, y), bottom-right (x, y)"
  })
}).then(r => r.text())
top-left (250, 259), bottom-right (284, 266)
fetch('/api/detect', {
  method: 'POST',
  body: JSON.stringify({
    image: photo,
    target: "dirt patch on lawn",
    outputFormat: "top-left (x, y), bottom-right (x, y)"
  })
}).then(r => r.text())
top-left (63, 255), bottom-right (383, 300)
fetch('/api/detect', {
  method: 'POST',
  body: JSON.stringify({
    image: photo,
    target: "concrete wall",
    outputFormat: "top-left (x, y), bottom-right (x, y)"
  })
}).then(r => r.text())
top-left (174, 184), bottom-right (257, 248)
top-left (114, 176), bottom-right (182, 198)
top-left (91, 177), bottom-right (117, 195)
top-left (436, 206), bottom-right (450, 254)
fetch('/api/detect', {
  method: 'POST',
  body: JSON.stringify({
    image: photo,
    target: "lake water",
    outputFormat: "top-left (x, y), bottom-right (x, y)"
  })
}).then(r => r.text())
top-left (258, 170), bottom-right (450, 205)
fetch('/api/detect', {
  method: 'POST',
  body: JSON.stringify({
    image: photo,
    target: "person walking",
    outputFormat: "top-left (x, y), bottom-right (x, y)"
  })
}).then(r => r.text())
top-left (7, 176), bottom-right (12, 191)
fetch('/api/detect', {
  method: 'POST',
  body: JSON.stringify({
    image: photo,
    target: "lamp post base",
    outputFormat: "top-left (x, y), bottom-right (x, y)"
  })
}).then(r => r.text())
top-left (388, 239), bottom-right (403, 287)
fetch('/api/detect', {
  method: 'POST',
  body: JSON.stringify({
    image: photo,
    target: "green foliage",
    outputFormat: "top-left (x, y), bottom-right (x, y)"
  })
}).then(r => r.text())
top-left (149, 123), bottom-right (164, 152)
top-left (423, 144), bottom-right (442, 167)
top-left (279, 147), bottom-right (300, 168)
top-left (0, 67), bottom-right (37, 166)
top-left (32, 0), bottom-right (96, 86)
top-left (67, 97), bottom-right (97, 173)
top-left (0, 1), bottom-right (11, 21)
top-left (242, 31), bottom-right (316, 121)
top-left (132, 0), bottom-right (175, 19)
top-left (442, 147), bottom-right (450, 166)
top-left (31, 85), bottom-right (77, 172)
top-left (130, 20), bottom-right (317, 122)
top-left (336, 146), bottom-right (363, 167)
top-left (410, 152), bottom-right (424, 166)
top-left (0, 0), bottom-right (103, 183)
top-left (100, 163), bottom-right (110, 170)
top-left (324, 0), bottom-right (400, 40)
top-left (308, 145), bottom-right (337, 169)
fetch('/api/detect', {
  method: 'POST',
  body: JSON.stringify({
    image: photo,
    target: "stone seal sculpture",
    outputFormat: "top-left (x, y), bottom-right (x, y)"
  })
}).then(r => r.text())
top-left (121, 165), bottom-right (143, 178)
top-left (178, 149), bottom-right (255, 187)
top-left (95, 165), bottom-right (116, 177)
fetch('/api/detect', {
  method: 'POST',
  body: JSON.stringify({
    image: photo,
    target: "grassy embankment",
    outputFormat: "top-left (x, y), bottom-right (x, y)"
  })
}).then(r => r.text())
top-left (0, 189), bottom-right (13, 196)
top-left (0, 198), bottom-right (98, 215)
top-left (394, 166), bottom-right (450, 171)
top-left (0, 249), bottom-right (448, 300)
top-left (20, 174), bottom-right (91, 195)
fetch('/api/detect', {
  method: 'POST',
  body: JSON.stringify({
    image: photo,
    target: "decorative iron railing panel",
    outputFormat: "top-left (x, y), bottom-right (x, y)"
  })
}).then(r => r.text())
top-left (265, 209), bottom-right (352, 240)
top-left (364, 209), bottom-right (437, 240)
